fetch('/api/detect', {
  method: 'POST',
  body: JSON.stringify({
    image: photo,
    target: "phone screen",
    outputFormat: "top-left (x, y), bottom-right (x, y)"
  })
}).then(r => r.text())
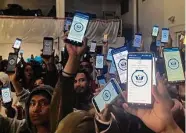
top-left (161, 28), bottom-right (169, 43)
top-left (93, 79), bottom-right (121, 112)
top-left (152, 26), bottom-right (159, 36)
top-left (90, 41), bottom-right (97, 52)
top-left (184, 36), bottom-right (186, 45)
top-left (127, 53), bottom-right (152, 105)
top-left (7, 53), bottom-right (18, 73)
top-left (64, 18), bottom-right (72, 31)
top-left (109, 62), bottom-right (116, 74)
top-left (1, 88), bottom-right (11, 103)
top-left (156, 40), bottom-right (164, 47)
top-left (112, 47), bottom-right (128, 84)
top-left (13, 39), bottom-right (22, 49)
top-left (96, 55), bottom-right (104, 69)
top-left (68, 13), bottom-right (89, 43)
top-left (103, 34), bottom-right (108, 42)
top-left (133, 34), bottom-right (142, 48)
top-left (43, 38), bottom-right (53, 56)
top-left (107, 48), bottom-right (114, 61)
top-left (163, 48), bottom-right (184, 82)
top-left (97, 76), bottom-right (106, 86)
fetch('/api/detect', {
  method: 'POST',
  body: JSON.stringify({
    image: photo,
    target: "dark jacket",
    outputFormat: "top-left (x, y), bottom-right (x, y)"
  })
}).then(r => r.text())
top-left (0, 85), bottom-right (53, 133)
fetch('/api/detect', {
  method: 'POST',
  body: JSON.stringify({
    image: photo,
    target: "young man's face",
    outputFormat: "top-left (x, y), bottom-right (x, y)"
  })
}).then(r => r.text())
top-left (29, 95), bottom-right (50, 125)
top-left (74, 73), bottom-right (89, 93)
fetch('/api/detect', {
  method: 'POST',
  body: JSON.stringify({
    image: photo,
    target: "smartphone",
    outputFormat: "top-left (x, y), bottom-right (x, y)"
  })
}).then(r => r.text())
top-left (163, 47), bottom-right (185, 83)
top-left (7, 53), bottom-right (18, 73)
top-left (112, 46), bottom-right (128, 84)
top-left (43, 37), bottom-right (53, 56)
top-left (12, 38), bottom-right (22, 49)
top-left (92, 78), bottom-right (122, 113)
top-left (96, 55), bottom-right (104, 69)
top-left (107, 47), bottom-right (114, 61)
top-left (127, 52), bottom-right (153, 107)
top-left (152, 53), bottom-right (157, 85)
top-left (97, 75), bottom-right (106, 86)
top-left (103, 34), bottom-right (108, 43)
top-left (133, 33), bottom-right (142, 48)
top-left (64, 18), bottom-right (72, 32)
top-left (184, 36), bottom-right (186, 45)
top-left (156, 40), bottom-right (164, 47)
top-left (67, 12), bottom-right (89, 46)
top-left (109, 62), bottom-right (116, 74)
top-left (1, 87), bottom-right (11, 104)
top-left (161, 28), bottom-right (169, 43)
top-left (19, 50), bottom-right (24, 55)
top-left (152, 25), bottom-right (159, 37)
top-left (89, 41), bottom-right (97, 53)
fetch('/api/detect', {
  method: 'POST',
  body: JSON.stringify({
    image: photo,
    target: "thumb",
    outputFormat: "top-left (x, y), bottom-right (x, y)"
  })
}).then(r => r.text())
top-left (152, 86), bottom-right (161, 104)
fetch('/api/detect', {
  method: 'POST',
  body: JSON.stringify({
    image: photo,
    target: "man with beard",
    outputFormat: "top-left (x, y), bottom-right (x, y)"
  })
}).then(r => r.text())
top-left (73, 69), bottom-right (93, 111)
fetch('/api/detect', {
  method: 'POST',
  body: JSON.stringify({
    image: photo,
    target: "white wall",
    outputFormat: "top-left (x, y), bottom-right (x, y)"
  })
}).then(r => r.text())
top-left (0, 0), bottom-right (56, 15)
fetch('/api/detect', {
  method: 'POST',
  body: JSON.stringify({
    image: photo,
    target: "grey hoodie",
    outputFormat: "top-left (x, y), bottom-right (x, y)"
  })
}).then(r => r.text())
top-left (0, 85), bottom-right (53, 133)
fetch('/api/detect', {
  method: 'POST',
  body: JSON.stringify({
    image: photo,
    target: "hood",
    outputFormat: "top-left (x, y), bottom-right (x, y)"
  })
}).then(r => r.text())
top-left (0, 72), bottom-right (10, 87)
top-left (25, 85), bottom-right (53, 133)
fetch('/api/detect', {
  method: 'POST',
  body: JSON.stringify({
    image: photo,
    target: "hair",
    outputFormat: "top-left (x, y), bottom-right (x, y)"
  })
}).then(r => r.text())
top-left (30, 91), bottom-right (52, 104)
top-left (21, 62), bottom-right (34, 79)
top-left (76, 69), bottom-right (91, 82)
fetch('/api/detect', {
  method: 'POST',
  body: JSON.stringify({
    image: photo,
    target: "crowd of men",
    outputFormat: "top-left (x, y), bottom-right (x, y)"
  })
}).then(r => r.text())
top-left (0, 30), bottom-right (185, 133)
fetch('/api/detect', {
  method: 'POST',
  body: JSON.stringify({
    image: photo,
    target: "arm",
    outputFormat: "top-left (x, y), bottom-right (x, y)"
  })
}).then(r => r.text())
top-left (0, 114), bottom-right (26, 133)
top-left (50, 38), bottom-right (86, 133)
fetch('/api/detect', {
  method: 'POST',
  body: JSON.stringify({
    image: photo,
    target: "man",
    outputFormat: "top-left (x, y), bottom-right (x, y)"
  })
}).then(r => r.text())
top-left (74, 69), bottom-right (93, 111)
top-left (0, 85), bottom-right (53, 133)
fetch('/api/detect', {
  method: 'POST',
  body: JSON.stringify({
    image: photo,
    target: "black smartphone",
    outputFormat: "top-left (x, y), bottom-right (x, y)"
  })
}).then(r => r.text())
top-left (127, 52), bottom-right (153, 107)
top-left (7, 53), bottom-right (18, 73)
top-left (1, 87), bottom-right (12, 104)
top-left (12, 38), bottom-right (22, 49)
top-left (97, 75), bottom-right (106, 87)
top-left (66, 12), bottom-right (90, 46)
top-left (92, 78), bottom-right (122, 113)
top-left (152, 25), bottom-right (159, 37)
top-left (43, 37), bottom-right (54, 56)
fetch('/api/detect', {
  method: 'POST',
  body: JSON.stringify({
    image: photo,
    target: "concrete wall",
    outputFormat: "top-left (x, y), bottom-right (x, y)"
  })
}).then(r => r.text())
top-left (121, 0), bottom-right (185, 50)
top-left (65, 0), bottom-right (121, 18)
top-left (0, 0), bottom-right (56, 15)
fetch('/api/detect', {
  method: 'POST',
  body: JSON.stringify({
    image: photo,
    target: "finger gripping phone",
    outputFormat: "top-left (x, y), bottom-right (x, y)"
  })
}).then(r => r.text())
top-left (7, 53), bottom-right (18, 73)
top-left (1, 87), bottom-right (12, 104)
top-left (163, 47), bottom-right (185, 83)
top-left (92, 78), bottom-right (122, 113)
top-left (127, 52), bottom-right (153, 107)
top-left (67, 12), bottom-right (89, 46)
top-left (43, 37), bottom-right (53, 56)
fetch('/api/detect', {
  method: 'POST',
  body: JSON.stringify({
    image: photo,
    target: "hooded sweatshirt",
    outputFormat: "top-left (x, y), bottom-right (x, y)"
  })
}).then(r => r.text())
top-left (0, 85), bottom-right (53, 133)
